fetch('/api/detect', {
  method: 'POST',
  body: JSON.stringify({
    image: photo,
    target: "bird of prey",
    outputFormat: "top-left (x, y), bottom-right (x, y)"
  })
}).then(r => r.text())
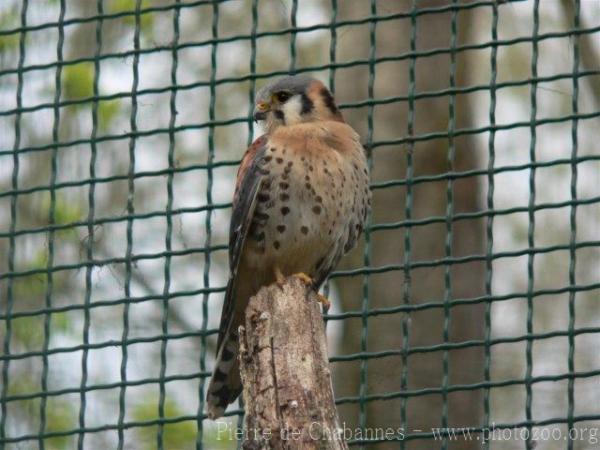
top-left (206, 75), bottom-right (371, 419)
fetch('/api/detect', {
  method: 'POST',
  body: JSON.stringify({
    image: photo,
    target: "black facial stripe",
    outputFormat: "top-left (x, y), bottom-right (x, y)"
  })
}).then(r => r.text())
top-left (301, 93), bottom-right (314, 115)
top-left (320, 87), bottom-right (339, 115)
top-left (274, 109), bottom-right (285, 124)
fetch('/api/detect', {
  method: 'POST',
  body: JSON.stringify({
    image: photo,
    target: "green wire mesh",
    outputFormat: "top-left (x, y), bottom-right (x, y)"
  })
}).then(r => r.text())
top-left (1, 1), bottom-right (599, 449)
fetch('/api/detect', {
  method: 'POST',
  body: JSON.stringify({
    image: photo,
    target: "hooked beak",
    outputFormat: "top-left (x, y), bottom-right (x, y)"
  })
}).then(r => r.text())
top-left (253, 101), bottom-right (269, 123)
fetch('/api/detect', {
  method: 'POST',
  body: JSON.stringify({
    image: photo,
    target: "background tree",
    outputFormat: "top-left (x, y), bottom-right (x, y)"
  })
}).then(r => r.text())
top-left (330, 2), bottom-right (484, 448)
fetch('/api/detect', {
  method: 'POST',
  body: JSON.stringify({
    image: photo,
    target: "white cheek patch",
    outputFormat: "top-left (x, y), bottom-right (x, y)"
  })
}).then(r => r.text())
top-left (282, 96), bottom-right (303, 125)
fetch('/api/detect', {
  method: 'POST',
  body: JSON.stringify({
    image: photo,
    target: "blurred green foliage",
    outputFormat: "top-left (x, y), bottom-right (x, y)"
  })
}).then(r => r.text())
top-left (12, 296), bottom-right (71, 349)
top-left (62, 62), bottom-right (95, 101)
top-left (12, 316), bottom-right (45, 348)
top-left (202, 422), bottom-right (238, 450)
top-left (49, 311), bottom-right (71, 335)
top-left (98, 99), bottom-right (121, 132)
top-left (0, 8), bottom-right (20, 54)
top-left (14, 249), bottom-right (49, 298)
top-left (45, 194), bottom-right (83, 227)
top-left (43, 398), bottom-right (77, 450)
top-left (6, 378), bottom-right (76, 450)
top-left (108, 0), bottom-right (155, 36)
top-left (38, 192), bottom-right (83, 241)
top-left (133, 395), bottom-right (197, 450)
top-left (61, 61), bottom-right (121, 128)
top-left (12, 191), bottom-right (84, 299)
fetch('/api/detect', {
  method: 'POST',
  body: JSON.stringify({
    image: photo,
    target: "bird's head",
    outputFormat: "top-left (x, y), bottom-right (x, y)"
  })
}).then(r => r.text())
top-left (253, 75), bottom-right (343, 133)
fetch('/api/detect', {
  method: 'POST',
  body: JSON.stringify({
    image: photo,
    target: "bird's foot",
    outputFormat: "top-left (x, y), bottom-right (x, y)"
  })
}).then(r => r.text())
top-left (317, 294), bottom-right (331, 314)
top-left (275, 267), bottom-right (286, 289)
top-left (293, 272), bottom-right (314, 286)
top-left (291, 272), bottom-right (329, 312)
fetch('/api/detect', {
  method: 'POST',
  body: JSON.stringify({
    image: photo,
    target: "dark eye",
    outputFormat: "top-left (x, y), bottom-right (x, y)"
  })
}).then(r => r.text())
top-left (275, 91), bottom-right (291, 103)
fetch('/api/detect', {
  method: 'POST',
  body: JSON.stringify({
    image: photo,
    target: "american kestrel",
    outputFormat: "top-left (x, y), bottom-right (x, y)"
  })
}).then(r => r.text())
top-left (206, 75), bottom-right (371, 419)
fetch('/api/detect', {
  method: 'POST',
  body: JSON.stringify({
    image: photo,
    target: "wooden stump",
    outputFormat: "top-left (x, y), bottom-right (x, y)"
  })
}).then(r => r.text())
top-left (239, 276), bottom-right (348, 450)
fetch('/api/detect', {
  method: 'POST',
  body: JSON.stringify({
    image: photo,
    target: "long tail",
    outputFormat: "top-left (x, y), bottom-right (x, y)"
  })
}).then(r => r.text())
top-left (206, 330), bottom-right (242, 419)
top-left (206, 267), bottom-right (254, 419)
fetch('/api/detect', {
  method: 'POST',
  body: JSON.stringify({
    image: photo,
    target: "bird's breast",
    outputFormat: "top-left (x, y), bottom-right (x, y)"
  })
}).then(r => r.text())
top-left (243, 142), bottom-right (360, 277)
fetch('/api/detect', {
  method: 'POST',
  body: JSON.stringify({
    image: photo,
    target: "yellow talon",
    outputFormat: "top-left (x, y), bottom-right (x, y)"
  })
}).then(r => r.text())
top-left (317, 294), bottom-right (331, 313)
top-left (293, 272), bottom-right (314, 286)
top-left (274, 266), bottom-right (286, 288)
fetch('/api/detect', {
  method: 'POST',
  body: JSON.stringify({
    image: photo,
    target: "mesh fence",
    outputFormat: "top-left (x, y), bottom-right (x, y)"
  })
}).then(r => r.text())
top-left (0, 0), bottom-right (599, 449)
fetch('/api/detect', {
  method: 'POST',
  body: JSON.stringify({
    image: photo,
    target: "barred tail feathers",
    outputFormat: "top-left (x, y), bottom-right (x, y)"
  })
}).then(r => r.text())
top-left (206, 333), bottom-right (242, 419)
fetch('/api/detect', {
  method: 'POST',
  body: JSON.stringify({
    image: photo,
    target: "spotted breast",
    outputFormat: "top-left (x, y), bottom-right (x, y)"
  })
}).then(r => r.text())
top-left (244, 120), bottom-right (370, 287)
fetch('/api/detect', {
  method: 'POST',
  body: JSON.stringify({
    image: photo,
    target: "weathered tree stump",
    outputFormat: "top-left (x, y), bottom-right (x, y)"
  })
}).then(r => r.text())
top-left (239, 275), bottom-right (348, 450)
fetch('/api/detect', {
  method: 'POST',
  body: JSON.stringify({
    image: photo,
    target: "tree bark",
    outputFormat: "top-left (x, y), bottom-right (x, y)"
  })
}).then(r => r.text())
top-left (239, 276), bottom-right (348, 450)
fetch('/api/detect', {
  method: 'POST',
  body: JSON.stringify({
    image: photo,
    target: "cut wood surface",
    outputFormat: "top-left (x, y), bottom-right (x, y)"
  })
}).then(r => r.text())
top-left (239, 275), bottom-right (348, 450)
